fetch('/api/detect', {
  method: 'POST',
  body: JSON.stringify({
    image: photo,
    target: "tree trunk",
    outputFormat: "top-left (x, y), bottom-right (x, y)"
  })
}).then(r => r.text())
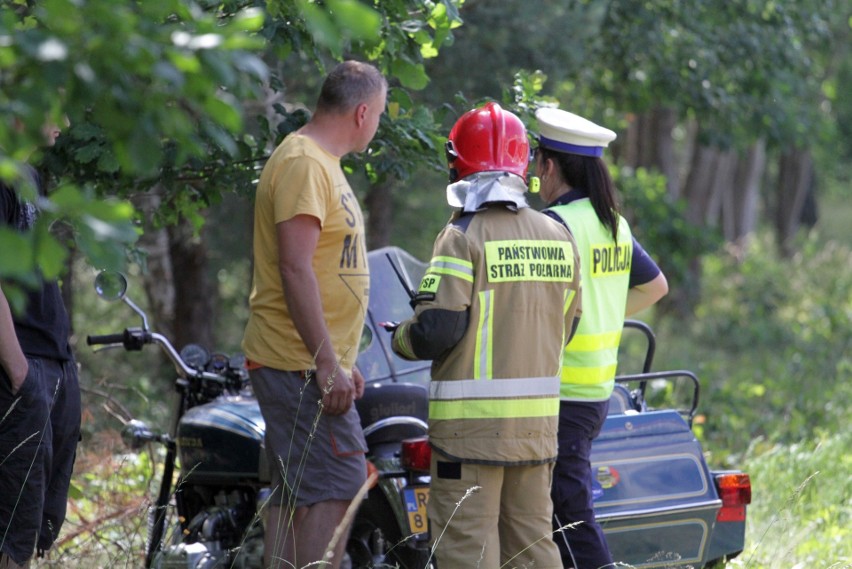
top-left (672, 141), bottom-right (715, 315)
top-left (708, 149), bottom-right (738, 238)
top-left (682, 141), bottom-right (718, 226)
top-left (365, 179), bottom-right (395, 250)
top-left (131, 189), bottom-right (215, 355)
top-left (775, 148), bottom-right (814, 257)
top-left (131, 189), bottom-right (176, 342)
top-left (167, 216), bottom-right (215, 350)
top-left (677, 134), bottom-right (746, 313)
top-left (731, 139), bottom-right (766, 244)
top-left (623, 107), bottom-right (679, 197)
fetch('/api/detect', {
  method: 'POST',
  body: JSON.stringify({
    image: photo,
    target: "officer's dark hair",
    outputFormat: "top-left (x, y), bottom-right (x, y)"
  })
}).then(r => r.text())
top-left (316, 60), bottom-right (387, 114)
top-left (540, 147), bottom-right (621, 243)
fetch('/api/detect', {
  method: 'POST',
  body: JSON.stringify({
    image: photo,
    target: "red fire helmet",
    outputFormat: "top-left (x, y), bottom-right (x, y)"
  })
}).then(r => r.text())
top-left (447, 102), bottom-right (530, 182)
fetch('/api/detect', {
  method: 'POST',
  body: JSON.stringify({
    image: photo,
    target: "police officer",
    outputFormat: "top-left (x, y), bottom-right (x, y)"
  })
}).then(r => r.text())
top-left (534, 107), bottom-right (669, 569)
top-left (392, 102), bottom-right (582, 569)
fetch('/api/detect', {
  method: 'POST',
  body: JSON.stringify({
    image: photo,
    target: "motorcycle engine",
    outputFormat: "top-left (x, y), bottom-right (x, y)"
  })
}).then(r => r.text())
top-left (152, 531), bottom-right (264, 569)
top-left (152, 542), bottom-right (227, 569)
top-left (152, 489), bottom-right (265, 569)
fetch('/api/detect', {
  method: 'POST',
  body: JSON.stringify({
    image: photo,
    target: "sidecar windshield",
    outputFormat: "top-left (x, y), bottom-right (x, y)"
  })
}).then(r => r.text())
top-left (357, 246), bottom-right (432, 387)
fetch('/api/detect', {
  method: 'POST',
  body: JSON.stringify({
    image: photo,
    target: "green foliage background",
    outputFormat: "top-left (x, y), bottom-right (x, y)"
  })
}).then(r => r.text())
top-left (647, 225), bottom-right (852, 568)
top-left (654, 232), bottom-right (850, 454)
top-left (1, 0), bottom-right (850, 567)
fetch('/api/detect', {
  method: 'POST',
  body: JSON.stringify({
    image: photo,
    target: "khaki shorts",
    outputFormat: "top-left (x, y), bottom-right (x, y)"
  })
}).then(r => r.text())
top-left (250, 367), bottom-right (368, 509)
top-left (428, 456), bottom-right (562, 569)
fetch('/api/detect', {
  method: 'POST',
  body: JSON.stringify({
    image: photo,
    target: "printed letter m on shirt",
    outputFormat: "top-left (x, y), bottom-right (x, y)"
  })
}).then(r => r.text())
top-left (340, 233), bottom-right (360, 268)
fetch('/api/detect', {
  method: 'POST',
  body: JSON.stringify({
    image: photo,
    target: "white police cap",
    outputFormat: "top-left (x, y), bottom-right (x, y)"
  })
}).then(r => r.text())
top-left (536, 107), bottom-right (616, 158)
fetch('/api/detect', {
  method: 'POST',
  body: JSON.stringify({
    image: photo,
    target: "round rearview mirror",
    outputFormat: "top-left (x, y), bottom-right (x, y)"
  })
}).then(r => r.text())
top-left (94, 271), bottom-right (128, 301)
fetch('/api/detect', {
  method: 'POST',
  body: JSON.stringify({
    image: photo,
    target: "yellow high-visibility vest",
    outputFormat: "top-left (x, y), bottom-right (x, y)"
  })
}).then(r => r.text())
top-left (546, 198), bottom-right (632, 401)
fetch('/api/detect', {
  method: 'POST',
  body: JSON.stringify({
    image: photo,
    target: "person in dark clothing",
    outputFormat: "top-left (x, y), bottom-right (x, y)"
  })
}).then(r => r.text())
top-left (1, 122), bottom-right (81, 569)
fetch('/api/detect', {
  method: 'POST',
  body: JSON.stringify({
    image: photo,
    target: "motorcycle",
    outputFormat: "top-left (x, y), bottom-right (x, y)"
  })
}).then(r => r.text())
top-left (86, 246), bottom-right (435, 568)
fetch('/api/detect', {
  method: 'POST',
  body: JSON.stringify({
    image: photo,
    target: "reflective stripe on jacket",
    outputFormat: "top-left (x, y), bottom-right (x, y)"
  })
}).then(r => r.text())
top-left (393, 205), bottom-right (582, 465)
top-left (545, 198), bottom-right (632, 401)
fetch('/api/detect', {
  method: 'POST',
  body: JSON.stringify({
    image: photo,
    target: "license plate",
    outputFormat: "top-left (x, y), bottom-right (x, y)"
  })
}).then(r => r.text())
top-left (402, 486), bottom-right (429, 535)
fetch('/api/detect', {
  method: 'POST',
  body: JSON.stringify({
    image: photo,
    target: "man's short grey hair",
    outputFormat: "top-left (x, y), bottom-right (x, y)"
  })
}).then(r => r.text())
top-left (316, 60), bottom-right (387, 113)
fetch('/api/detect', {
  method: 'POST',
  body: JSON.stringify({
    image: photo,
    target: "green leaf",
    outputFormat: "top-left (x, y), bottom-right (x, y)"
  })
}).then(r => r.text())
top-left (0, 229), bottom-right (34, 276)
top-left (152, 60), bottom-right (185, 88)
top-left (168, 51), bottom-right (202, 74)
top-left (231, 7), bottom-right (266, 33)
top-left (73, 142), bottom-right (104, 164)
top-left (297, 1), bottom-right (341, 58)
top-left (127, 126), bottom-right (163, 175)
top-left (0, 160), bottom-right (19, 181)
top-left (388, 87), bottom-right (414, 110)
top-left (327, 0), bottom-right (381, 40)
top-left (48, 185), bottom-right (87, 212)
top-left (203, 121), bottom-right (239, 157)
top-left (419, 40), bottom-right (438, 59)
top-left (231, 52), bottom-right (269, 82)
top-left (66, 481), bottom-right (84, 500)
top-left (34, 230), bottom-right (68, 280)
top-left (75, 223), bottom-right (132, 272)
top-left (97, 151), bottom-right (120, 173)
top-left (80, 214), bottom-right (139, 243)
top-left (204, 94), bottom-right (243, 133)
top-left (389, 58), bottom-right (429, 90)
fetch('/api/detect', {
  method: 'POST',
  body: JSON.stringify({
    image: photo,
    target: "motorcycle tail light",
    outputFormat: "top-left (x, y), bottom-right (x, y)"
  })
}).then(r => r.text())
top-left (715, 472), bottom-right (751, 522)
top-left (401, 436), bottom-right (431, 473)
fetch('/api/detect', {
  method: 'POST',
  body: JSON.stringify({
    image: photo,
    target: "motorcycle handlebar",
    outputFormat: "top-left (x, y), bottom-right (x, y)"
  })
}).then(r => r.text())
top-left (88, 329), bottom-right (226, 384)
top-left (86, 333), bottom-right (127, 346)
top-left (148, 332), bottom-right (226, 383)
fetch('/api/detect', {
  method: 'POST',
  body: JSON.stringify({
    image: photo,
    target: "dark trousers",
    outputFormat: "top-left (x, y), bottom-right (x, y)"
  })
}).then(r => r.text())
top-left (0, 357), bottom-right (80, 565)
top-left (551, 400), bottom-right (613, 569)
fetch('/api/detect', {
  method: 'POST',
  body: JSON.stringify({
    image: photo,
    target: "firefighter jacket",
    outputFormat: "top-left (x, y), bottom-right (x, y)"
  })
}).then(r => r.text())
top-left (545, 197), bottom-right (632, 401)
top-left (392, 202), bottom-right (582, 465)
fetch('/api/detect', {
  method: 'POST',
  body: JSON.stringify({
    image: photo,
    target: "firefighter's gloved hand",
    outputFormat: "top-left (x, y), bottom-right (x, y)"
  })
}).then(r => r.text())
top-left (380, 321), bottom-right (400, 332)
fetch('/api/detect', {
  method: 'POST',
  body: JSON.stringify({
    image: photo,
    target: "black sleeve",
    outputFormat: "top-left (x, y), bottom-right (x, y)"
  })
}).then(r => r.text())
top-left (628, 237), bottom-right (662, 288)
top-left (397, 307), bottom-right (469, 360)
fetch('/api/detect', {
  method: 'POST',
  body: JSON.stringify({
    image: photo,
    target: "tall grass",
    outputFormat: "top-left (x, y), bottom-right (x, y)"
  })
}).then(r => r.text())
top-left (732, 430), bottom-right (851, 568)
top-left (652, 229), bottom-right (851, 569)
top-left (41, 434), bottom-right (151, 568)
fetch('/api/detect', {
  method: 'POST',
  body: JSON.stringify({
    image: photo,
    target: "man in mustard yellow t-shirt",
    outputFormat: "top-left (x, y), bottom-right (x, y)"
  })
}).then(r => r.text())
top-left (242, 60), bottom-right (387, 569)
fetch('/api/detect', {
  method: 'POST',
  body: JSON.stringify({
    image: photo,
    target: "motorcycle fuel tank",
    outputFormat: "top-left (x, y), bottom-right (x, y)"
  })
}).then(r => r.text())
top-left (177, 396), bottom-right (268, 483)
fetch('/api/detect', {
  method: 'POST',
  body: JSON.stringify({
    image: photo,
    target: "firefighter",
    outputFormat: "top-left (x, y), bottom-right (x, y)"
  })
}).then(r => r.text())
top-left (391, 102), bottom-right (582, 568)
top-left (534, 107), bottom-right (669, 569)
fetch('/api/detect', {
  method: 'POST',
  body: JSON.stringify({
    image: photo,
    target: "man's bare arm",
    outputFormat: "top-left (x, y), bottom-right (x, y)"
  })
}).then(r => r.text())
top-left (0, 282), bottom-right (28, 393)
top-left (277, 215), bottom-right (355, 415)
